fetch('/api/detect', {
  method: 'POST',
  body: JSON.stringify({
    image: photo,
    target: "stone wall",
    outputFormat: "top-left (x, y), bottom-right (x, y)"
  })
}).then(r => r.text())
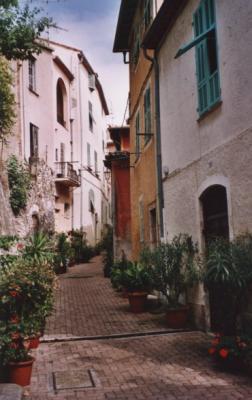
top-left (0, 160), bottom-right (55, 237)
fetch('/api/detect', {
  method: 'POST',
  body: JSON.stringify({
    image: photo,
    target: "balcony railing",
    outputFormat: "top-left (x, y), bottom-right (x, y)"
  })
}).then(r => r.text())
top-left (55, 162), bottom-right (81, 187)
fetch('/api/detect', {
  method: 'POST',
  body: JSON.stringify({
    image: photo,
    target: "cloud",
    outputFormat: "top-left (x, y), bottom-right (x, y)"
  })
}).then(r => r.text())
top-left (47, 2), bottom-right (129, 126)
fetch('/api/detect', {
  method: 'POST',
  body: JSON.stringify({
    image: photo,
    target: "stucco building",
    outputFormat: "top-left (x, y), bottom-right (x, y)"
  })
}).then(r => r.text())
top-left (3, 40), bottom-right (110, 242)
top-left (113, 0), bottom-right (164, 259)
top-left (104, 126), bottom-right (131, 260)
top-left (142, 0), bottom-right (252, 327)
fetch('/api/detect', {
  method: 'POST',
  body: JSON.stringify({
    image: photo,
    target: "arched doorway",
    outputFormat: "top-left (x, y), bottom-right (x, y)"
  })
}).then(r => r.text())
top-left (200, 184), bottom-right (230, 331)
top-left (200, 184), bottom-right (229, 246)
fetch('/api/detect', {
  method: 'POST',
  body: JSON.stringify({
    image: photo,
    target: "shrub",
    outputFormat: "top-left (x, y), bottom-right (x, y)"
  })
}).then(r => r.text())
top-left (7, 155), bottom-right (30, 216)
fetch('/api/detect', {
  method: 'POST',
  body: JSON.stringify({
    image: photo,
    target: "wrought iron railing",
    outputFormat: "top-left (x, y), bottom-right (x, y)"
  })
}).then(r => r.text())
top-left (55, 162), bottom-right (80, 185)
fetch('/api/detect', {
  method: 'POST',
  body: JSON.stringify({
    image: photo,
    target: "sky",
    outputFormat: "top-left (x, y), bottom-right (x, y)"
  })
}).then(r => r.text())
top-left (29, 0), bottom-right (129, 126)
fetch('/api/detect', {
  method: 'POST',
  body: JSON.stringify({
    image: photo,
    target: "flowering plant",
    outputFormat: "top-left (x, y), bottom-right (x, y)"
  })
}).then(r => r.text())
top-left (208, 334), bottom-right (251, 364)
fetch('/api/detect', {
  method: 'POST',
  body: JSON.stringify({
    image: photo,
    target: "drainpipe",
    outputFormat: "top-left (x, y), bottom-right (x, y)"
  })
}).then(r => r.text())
top-left (78, 60), bottom-right (83, 229)
top-left (143, 48), bottom-right (164, 239)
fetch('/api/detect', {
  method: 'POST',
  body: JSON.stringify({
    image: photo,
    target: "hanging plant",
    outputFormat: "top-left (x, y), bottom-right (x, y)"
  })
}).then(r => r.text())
top-left (7, 155), bottom-right (31, 216)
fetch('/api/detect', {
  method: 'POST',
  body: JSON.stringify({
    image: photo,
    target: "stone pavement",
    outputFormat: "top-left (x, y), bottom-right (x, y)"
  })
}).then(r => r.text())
top-left (26, 257), bottom-right (252, 399)
top-left (44, 256), bottom-right (168, 339)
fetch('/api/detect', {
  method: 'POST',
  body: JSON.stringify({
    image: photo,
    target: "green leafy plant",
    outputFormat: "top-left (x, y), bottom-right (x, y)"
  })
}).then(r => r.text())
top-left (53, 233), bottom-right (73, 274)
top-left (7, 155), bottom-right (30, 216)
top-left (22, 232), bottom-right (54, 265)
top-left (144, 234), bottom-right (200, 308)
top-left (0, 57), bottom-right (15, 149)
top-left (203, 234), bottom-right (252, 335)
top-left (0, 1), bottom-right (55, 60)
top-left (69, 229), bottom-right (94, 264)
top-left (0, 235), bottom-right (18, 251)
top-left (116, 262), bottom-right (153, 293)
top-left (100, 225), bottom-right (113, 277)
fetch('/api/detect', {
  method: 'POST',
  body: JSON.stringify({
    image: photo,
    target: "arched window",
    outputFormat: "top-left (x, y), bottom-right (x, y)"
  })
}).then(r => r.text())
top-left (89, 189), bottom-right (95, 214)
top-left (200, 184), bottom-right (229, 245)
top-left (57, 78), bottom-right (67, 127)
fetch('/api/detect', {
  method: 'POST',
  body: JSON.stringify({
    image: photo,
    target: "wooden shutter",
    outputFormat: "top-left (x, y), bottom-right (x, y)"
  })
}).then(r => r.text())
top-left (135, 112), bottom-right (140, 159)
top-left (194, 0), bottom-right (220, 115)
top-left (144, 87), bottom-right (151, 144)
top-left (30, 124), bottom-right (38, 158)
top-left (87, 143), bottom-right (91, 167)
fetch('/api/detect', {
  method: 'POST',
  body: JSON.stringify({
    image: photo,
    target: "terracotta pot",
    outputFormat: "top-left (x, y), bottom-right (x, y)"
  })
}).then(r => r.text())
top-left (29, 336), bottom-right (40, 349)
top-left (166, 305), bottom-right (189, 329)
top-left (8, 357), bottom-right (35, 387)
top-left (128, 292), bottom-right (147, 313)
top-left (121, 288), bottom-right (128, 298)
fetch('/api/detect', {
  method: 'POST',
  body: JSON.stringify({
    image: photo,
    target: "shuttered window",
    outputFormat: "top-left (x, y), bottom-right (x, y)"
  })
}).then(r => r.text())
top-left (139, 199), bottom-right (144, 243)
top-left (135, 111), bottom-right (140, 160)
top-left (144, 86), bottom-right (151, 144)
top-left (30, 123), bottom-right (39, 159)
top-left (87, 143), bottom-right (91, 167)
top-left (144, 0), bottom-right (153, 30)
top-left (175, 0), bottom-right (220, 116)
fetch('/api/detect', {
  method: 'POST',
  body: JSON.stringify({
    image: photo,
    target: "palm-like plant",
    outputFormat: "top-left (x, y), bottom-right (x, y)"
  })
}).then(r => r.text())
top-left (22, 232), bottom-right (54, 265)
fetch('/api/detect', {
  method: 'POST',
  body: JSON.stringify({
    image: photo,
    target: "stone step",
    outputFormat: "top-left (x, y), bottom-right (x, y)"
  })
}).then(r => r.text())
top-left (0, 384), bottom-right (22, 400)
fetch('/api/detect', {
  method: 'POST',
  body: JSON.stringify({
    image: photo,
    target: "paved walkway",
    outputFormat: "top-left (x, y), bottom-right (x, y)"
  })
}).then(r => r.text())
top-left (44, 256), bottom-right (168, 339)
top-left (26, 257), bottom-right (252, 400)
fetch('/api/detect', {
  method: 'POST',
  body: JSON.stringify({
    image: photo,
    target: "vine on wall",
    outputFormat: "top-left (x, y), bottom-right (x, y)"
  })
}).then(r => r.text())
top-left (7, 155), bottom-right (31, 216)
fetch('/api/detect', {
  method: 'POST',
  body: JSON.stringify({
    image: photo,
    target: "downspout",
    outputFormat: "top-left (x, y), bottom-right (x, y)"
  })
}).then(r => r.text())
top-left (143, 48), bottom-right (164, 239)
top-left (78, 59), bottom-right (84, 229)
top-left (70, 118), bottom-right (74, 230)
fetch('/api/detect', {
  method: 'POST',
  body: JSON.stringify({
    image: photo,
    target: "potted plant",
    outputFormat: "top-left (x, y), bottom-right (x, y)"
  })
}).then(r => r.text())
top-left (118, 262), bottom-right (153, 313)
top-left (149, 235), bottom-right (200, 328)
top-left (203, 234), bottom-right (252, 336)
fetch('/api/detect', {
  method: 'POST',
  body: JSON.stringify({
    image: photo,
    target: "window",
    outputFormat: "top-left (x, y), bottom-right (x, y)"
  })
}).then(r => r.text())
top-left (144, 0), bottom-right (153, 30)
top-left (30, 123), bottom-right (39, 159)
top-left (89, 101), bottom-right (93, 132)
top-left (87, 143), bottom-right (91, 168)
top-left (57, 79), bottom-right (67, 127)
top-left (135, 111), bottom-right (140, 160)
top-left (60, 143), bottom-right (65, 162)
top-left (64, 203), bottom-right (70, 219)
top-left (175, 0), bottom-right (220, 116)
top-left (28, 58), bottom-right (36, 91)
top-left (89, 189), bottom-right (95, 213)
top-left (132, 25), bottom-right (141, 66)
top-left (94, 150), bottom-right (98, 174)
top-left (144, 86), bottom-right (152, 144)
top-left (55, 148), bottom-right (58, 162)
top-left (139, 198), bottom-right (144, 243)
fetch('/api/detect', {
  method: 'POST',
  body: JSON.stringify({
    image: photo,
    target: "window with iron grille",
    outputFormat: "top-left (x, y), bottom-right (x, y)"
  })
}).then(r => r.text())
top-left (94, 150), bottom-right (98, 174)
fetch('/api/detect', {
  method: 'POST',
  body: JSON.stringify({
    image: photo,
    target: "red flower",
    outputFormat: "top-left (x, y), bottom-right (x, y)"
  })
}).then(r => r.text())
top-left (9, 291), bottom-right (18, 297)
top-left (212, 338), bottom-right (220, 346)
top-left (219, 348), bottom-right (229, 358)
top-left (10, 342), bottom-right (18, 349)
top-left (17, 243), bottom-right (24, 250)
top-left (208, 347), bottom-right (216, 355)
top-left (11, 332), bottom-right (20, 341)
top-left (9, 315), bottom-right (19, 324)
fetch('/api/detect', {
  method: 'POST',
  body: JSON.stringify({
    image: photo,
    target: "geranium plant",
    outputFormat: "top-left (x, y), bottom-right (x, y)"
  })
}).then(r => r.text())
top-left (208, 334), bottom-right (251, 367)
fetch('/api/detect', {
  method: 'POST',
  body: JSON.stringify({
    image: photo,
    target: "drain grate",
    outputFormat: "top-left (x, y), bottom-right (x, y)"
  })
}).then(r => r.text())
top-left (53, 369), bottom-right (95, 391)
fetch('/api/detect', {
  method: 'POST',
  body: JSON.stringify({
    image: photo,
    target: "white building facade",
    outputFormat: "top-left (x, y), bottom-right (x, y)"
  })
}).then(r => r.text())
top-left (10, 40), bottom-right (110, 243)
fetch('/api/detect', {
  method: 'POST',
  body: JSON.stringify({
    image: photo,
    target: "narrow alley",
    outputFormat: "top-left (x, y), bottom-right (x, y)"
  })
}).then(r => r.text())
top-left (27, 258), bottom-right (252, 400)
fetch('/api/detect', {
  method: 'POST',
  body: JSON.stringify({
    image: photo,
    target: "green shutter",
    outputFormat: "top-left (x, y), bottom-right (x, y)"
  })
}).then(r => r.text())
top-left (144, 87), bottom-right (151, 144)
top-left (194, 0), bottom-right (221, 115)
top-left (135, 112), bottom-right (140, 160)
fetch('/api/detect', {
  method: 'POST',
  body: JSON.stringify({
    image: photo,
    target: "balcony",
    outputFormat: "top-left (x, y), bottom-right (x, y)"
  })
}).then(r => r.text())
top-left (55, 162), bottom-right (81, 187)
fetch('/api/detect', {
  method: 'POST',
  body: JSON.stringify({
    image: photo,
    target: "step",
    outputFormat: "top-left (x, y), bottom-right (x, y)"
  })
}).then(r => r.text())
top-left (0, 384), bottom-right (22, 400)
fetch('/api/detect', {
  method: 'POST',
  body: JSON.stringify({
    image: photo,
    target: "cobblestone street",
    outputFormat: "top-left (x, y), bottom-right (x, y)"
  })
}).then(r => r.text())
top-left (27, 258), bottom-right (252, 400)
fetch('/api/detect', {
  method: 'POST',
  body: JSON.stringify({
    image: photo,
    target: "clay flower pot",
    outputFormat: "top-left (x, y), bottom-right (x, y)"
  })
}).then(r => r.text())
top-left (8, 357), bottom-right (35, 387)
top-left (128, 292), bottom-right (148, 313)
top-left (166, 305), bottom-right (189, 329)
